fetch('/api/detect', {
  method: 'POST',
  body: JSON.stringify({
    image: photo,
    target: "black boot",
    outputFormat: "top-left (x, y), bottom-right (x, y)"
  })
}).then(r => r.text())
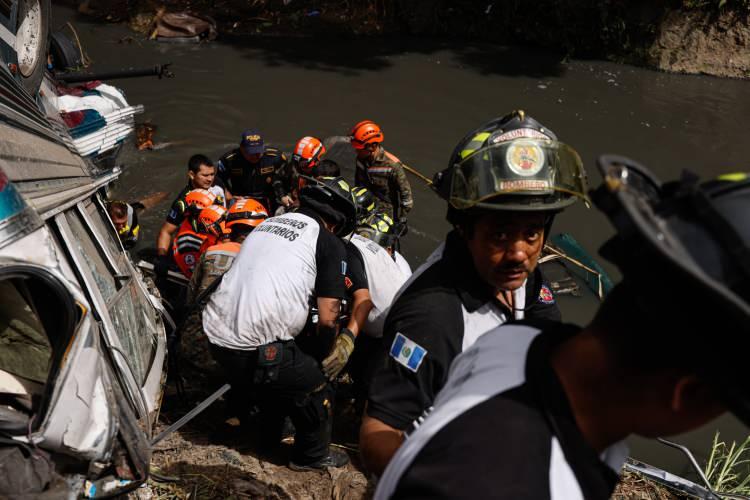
top-left (289, 449), bottom-right (349, 471)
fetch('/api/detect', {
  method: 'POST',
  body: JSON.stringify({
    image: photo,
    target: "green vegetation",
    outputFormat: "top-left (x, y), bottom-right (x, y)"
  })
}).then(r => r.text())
top-left (704, 432), bottom-right (750, 496)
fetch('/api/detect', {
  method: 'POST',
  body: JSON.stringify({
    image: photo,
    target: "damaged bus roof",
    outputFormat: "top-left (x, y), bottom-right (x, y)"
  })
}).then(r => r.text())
top-left (0, 39), bottom-right (168, 500)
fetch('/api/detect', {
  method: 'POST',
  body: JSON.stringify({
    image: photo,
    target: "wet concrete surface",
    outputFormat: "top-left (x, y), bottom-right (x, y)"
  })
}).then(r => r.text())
top-left (51, 4), bottom-right (750, 478)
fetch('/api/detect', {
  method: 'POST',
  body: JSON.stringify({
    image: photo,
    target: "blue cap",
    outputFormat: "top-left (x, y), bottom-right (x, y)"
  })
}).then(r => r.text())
top-left (240, 129), bottom-right (265, 155)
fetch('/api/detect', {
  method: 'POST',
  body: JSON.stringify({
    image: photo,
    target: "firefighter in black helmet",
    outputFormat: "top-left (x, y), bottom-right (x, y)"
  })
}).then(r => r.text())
top-left (360, 110), bottom-right (589, 475)
top-left (376, 165), bottom-right (750, 500)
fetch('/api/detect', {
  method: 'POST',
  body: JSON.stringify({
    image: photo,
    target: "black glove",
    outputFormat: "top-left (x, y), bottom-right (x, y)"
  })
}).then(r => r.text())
top-left (154, 254), bottom-right (171, 280)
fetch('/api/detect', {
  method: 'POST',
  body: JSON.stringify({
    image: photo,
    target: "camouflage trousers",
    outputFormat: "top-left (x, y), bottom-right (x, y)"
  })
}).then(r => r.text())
top-left (179, 309), bottom-right (220, 377)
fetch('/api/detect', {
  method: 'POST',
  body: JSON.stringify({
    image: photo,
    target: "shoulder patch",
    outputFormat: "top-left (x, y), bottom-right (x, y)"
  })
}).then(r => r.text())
top-left (389, 333), bottom-right (427, 373)
top-left (538, 284), bottom-right (555, 304)
top-left (341, 260), bottom-right (348, 276)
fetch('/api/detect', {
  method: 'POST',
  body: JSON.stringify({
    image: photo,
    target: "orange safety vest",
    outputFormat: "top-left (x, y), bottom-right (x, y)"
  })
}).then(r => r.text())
top-left (172, 221), bottom-right (217, 278)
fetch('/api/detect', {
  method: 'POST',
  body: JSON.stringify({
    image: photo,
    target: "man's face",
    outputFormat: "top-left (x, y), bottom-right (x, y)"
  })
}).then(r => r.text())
top-left (355, 142), bottom-right (378, 161)
top-left (240, 148), bottom-right (263, 163)
top-left (462, 211), bottom-right (547, 292)
top-left (189, 164), bottom-right (216, 189)
top-left (111, 214), bottom-right (128, 233)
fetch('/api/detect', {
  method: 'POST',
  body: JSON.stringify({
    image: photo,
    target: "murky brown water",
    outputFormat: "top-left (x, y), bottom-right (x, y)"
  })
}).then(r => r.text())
top-left (53, 5), bottom-right (750, 477)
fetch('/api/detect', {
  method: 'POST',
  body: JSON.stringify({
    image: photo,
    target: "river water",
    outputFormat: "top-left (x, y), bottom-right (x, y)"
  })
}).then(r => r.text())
top-left (53, 6), bottom-right (750, 478)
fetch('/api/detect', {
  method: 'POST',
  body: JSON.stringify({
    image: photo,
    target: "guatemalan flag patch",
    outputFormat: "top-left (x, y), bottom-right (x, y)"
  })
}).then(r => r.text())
top-left (390, 333), bottom-right (427, 372)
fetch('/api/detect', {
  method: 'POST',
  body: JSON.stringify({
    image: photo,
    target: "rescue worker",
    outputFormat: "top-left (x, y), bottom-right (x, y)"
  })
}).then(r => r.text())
top-left (187, 198), bottom-right (268, 303)
top-left (172, 202), bottom-right (227, 279)
top-left (375, 164), bottom-right (750, 500)
top-left (202, 176), bottom-right (358, 470)
top-left (107, 200), bottom-right (143, 249)
top-left (217, 129), bottom-right (291, 213)
top-left (155, 155), bottom-right (228, 281)
top-left (345, 212), bottom-right (413, 409)
top-left (360, 110), bottom-right (589, 475)
top-left (353, 186), bottom-right (378, 224)
top-left (356, 212), bottom-right (411, 278)
top-left (290, 136), bottom-right (327, 195)
top-left (351, 120), bottom-right (413, 223)
top-left (182, 198), bottom-right (268, 375)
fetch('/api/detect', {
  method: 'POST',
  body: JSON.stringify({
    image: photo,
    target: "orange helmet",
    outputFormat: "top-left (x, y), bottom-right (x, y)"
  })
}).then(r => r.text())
top-left (184, 189), bottom-right (217, 211)
top-left (292, 136), bottom-right (326, 175)
top-left (196, 204), bottom-right (227, 238)
top-left (350, 120), bottom-right (383, 150)
top-left (226, 198), bottom-right (268, 231)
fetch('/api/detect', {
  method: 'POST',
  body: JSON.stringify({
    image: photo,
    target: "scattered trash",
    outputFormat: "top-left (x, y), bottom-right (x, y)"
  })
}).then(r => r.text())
top-left (150, 9), bottom-right (218, 43)
top-left (136, 123), bottom-right (157, 150)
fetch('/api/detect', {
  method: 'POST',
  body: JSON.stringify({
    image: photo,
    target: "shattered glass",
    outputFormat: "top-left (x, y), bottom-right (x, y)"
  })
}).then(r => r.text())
top-left (65, 211), bottom-right (117, 302)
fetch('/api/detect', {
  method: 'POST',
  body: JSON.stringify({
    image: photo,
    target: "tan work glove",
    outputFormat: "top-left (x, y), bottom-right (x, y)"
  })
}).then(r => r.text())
top-left (321, 328), bottom-right (356, 380)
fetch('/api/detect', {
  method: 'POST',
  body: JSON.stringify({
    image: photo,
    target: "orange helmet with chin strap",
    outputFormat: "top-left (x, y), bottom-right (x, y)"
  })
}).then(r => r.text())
top-left (292, 136), bottom-right (326, 175)
top-left (196, 204), bottom-right (227, 238)
top-left (350, 120), bottom-right (384, 150)
top-left (225, 198), bottom-right (268, 231)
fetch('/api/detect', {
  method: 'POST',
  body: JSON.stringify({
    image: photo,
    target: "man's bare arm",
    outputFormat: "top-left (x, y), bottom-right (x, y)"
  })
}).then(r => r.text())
top-left (156, 222), bottom-right (178, 256)
top-left (346, 288), bottom-right (373, 337)
top-left (360, 412), bottom-right (404, 476)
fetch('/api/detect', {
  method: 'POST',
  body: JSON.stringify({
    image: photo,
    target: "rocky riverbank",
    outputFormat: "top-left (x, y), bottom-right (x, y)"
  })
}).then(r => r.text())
top-left (56, 0), bottom-right (750, 78)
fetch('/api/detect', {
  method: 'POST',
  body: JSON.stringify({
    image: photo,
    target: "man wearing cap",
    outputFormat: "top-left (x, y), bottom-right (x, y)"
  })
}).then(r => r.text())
top-left (374, 164), bottom-right (750, 499)
top-left (217, 129), bottom-right (292, 213)
top-left (360, 111), bottom-right (588, 475)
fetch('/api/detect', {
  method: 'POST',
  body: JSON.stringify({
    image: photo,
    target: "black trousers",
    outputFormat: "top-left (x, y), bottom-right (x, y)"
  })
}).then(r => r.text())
top-left (209, 340), bottom-right (332, 464)
top-left (346, 334), bottom-right (383, 402)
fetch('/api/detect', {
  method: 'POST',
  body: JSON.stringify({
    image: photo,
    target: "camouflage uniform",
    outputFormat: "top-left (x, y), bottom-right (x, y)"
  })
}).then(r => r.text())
top-left (181, 241), bottom-right (241, 375)
top-left (355, 147), bottom-right (414, 221)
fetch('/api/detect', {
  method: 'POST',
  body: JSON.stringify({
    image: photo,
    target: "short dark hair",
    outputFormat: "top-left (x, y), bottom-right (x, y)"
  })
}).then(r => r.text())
top-left (188, 154), bottom-right (214, 173)
top-left (108, 201), bottom-right (128, 219)
top-left (314, 159), bottom-right (341, 178)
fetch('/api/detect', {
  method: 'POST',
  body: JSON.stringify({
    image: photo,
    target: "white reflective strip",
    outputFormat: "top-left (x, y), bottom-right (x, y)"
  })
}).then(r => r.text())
top-left (461, 302), bottom-right (505, 351)
top-left (549, 437), bottom-right (584, 500)
top-left (0, 23), bottom-right (16, 50)
top-left (375, 325), bottom-right (540, 500)
top-left (514, 282), bottom-right (526, 321)
top-left (205, 250), bottom-right (238, 258)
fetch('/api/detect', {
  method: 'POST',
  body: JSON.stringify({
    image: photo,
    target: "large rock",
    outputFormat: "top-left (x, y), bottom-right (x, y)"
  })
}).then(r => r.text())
top-left (649, 9), bottom-right (750, 79)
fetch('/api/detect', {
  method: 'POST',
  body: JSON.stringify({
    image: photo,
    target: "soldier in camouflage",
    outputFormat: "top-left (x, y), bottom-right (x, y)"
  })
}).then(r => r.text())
top-left (350, 121), bottom-right (413, 223)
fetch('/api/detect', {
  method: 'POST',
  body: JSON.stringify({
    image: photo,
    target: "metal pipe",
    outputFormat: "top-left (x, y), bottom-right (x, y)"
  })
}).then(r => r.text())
top-left (151, 384), bottom-right (231, 446)
top-left (55, 64), bottom-right (174, 83)
top-left (657, 438), bottom-right (750, 500)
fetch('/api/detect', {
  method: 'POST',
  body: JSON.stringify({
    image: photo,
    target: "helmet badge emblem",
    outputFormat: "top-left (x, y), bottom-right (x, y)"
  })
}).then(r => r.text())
top-left (506, 143), bottom-right (545, 177)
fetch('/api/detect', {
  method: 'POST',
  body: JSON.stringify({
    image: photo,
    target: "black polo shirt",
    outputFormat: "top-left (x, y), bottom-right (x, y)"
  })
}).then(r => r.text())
top-left (367, 230), bottom-right (561, 431)
top-left (345, 242), bottom-right (368, 293)
top-left (376, 323), bottom-right (626, 500)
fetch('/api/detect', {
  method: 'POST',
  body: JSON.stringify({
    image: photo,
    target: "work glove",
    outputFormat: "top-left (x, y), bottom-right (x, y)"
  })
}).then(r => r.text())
top-left (321, 328), bottom-right (356, 380)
